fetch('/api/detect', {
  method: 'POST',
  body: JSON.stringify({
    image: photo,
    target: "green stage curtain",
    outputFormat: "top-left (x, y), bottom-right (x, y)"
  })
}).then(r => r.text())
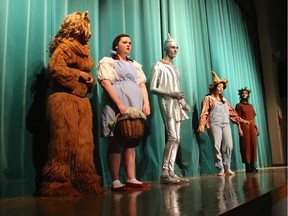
top-left (0, 0), bottom-right (272, 197)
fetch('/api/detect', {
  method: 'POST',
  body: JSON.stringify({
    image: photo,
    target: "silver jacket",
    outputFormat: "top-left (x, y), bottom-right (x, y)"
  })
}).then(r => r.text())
top-left (150, 61), bottom-right (189, 122)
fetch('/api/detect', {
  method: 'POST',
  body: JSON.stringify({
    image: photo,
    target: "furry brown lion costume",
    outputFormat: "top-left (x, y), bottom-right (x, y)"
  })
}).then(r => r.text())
top-left (41, 11), bottom-right (103, 196)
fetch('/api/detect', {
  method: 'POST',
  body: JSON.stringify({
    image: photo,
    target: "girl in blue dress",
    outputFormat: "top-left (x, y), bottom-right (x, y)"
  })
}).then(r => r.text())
top-left (98, 34), bottom-right (150, 190)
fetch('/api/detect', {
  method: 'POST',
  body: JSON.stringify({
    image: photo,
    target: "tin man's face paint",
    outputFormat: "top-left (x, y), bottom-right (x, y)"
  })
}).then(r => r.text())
top-left (166, 41), bottom-right (178, 58)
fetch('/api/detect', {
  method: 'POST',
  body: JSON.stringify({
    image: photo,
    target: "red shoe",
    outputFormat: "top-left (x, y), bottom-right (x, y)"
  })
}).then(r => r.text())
top-left (111, 185), bottom-right (126, 191)
top-left (126, 182), bottom-right (149, 188)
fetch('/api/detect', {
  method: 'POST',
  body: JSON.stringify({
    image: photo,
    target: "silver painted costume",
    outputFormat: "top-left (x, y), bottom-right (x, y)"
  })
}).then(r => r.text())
top-left (150, 61), bottom-right (189, 173)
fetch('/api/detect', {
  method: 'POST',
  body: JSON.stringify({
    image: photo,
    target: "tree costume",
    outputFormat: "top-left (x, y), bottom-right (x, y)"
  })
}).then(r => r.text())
top-left (235, 87), bottom-right (260, 172)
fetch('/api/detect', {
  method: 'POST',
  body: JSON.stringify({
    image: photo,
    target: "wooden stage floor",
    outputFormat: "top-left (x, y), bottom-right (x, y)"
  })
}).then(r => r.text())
top-left (0, 167), bottom-right (287, 216)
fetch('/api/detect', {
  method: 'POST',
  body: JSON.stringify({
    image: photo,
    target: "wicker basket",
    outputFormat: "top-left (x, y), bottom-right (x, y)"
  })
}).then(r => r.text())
top-left (115, 118), bottom-right (144, 148)
top-left (115, 118), bottom-right (144, 139)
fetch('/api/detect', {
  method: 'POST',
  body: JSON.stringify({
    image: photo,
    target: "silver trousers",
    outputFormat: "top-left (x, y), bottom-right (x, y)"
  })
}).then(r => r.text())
top-left (162, 118), bottom-right (181, 172)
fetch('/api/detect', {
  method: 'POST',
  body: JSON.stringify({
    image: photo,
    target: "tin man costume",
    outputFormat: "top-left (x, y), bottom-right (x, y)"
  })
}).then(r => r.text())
top-left (150, 34), bottom-right (190, 184)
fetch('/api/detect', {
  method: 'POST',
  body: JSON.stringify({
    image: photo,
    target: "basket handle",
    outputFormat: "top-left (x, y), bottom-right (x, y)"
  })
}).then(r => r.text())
top-left (108, 113), bottom-right (121, 134)
top-left (114, 113), bottom-right (121, 124)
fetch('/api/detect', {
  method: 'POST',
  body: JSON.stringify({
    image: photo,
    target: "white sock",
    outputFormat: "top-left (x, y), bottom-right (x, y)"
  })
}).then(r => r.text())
top-left (112, 180), bottom-right (124, 188)
top-left (126, 178), bottom-right (142, 184)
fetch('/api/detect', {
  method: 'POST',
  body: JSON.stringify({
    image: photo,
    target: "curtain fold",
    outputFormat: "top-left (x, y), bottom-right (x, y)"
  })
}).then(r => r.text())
top-left (0, 0), bottom-right (272, 197)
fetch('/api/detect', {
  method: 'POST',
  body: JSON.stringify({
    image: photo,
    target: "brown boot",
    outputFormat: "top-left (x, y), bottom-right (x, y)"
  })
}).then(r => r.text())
top-left (245, 163), bottom-right (253, 173)
top-left (250, 162), bottom-right (258, 172)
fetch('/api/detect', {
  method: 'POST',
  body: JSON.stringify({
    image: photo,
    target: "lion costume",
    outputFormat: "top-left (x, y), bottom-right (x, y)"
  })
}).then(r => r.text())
top-left (41, 11), bottom-right (103, 196)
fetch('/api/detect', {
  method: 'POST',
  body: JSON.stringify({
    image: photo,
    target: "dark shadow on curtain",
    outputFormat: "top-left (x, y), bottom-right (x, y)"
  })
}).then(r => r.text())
top-left (173, 105), bottom-right (200, 177)
top-left (191, 104), bottom-right (200, 141)
top-left (191, 104), bottom-right (200, 175)
top-left (136, 82), bottom-right (153, 181)
top-left (26, 66), bottom-right (50, 196)
top-left (175, 136), bottom-right (188, 177)
top-left (193, 102), bottom-right (215, 175)
top-left (173, 104), bottom-right (201, 177)
top-left (90, 86), bottom-right (104, 185)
